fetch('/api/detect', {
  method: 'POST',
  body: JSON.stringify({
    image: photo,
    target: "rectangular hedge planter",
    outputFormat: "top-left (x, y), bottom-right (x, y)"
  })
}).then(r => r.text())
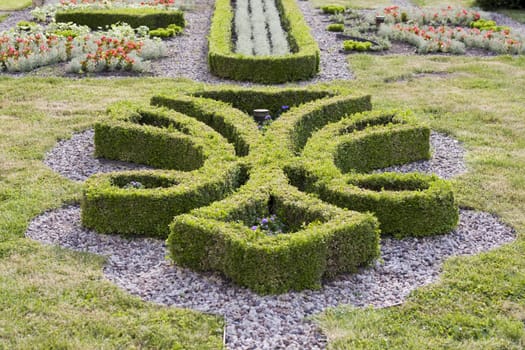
top-left (55, 7), bottom-right (185, 30)
top-left (208, 0), bottom-right (320, 83)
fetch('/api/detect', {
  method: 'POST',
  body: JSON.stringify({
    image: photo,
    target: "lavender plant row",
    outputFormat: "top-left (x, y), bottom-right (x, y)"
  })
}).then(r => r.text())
top-left (234, 0), bottom-right (290, 56)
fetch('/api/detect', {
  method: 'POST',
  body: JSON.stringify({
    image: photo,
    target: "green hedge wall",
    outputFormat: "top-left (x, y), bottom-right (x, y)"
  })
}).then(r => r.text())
top-left (207, 0), bottom-right (320, 83)
top-left (55, 7), bottom-right (185, 30)
top-left (475, 0), bottom-right (524, 10)
top-left (81, 103), bottom-right (245, 237)
top-left (288, 110), bottom-right (458, 237)
top-left (167, 170), bottom-right (380, 294)
top-left (82, 87), bottom-right (459, 293)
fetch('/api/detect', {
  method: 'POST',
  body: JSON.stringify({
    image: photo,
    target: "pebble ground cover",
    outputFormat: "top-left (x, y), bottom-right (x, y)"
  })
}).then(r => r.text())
top-left (1, 0), bottom-right (525, 349)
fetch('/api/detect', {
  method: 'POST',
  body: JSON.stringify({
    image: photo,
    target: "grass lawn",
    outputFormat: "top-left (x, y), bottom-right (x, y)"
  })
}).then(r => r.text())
top-left (0, 78), bottom-right (225, 349)
top-left (315, 54), bottom-right (525, 349)
top-left (0, 0), bottom-right (32, 11)
top-left (500, 9), bottom-right (525, 23)
top-left (411, 0), bottom-right (475, 7)
top-left (1, 54), bottom-right (525, 348)
top-left (310, 0), bottom-right (392, 10)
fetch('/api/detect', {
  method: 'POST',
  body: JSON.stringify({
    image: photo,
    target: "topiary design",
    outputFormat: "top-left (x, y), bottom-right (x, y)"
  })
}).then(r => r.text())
top-left (81, 87), bottom-right (458, 294)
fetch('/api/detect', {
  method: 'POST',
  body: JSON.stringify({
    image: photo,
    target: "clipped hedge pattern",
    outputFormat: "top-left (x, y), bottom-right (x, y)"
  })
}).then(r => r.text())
top-left (82, 87), bottom-right (459, 294)
top-left (207, 0), bottom-right (320, 83)
top-left (55, 8), bottom-right (185, 30)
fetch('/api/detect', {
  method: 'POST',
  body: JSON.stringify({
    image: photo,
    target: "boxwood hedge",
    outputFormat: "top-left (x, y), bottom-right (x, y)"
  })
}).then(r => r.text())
top-left (207, 0), bottom-right (320, 83)
top-left (55, 7), bottom-right (185, 30)
top-left (82, 87), bottom-right (459, 293)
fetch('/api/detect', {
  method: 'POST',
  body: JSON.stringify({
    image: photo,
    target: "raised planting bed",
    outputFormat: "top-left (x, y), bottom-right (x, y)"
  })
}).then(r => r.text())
top-left (323, 5), bottom-right (525, 55)
top-left (55, 7), bottom-right (185, 30)
top-left (82, 86), bottom-right (459, 294)
top-left (208, 0), bottom-right (320, 83)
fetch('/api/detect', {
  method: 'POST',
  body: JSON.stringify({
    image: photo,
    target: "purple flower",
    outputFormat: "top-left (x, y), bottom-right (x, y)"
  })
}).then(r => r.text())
top-left (264, 114), bottom-right (272, 121)
top-left (261, 218), bottom-right (269, 224)
top-left (251, 225), bottom-right (258, 230)
top-left (281, 105), bottom-right (289, 110)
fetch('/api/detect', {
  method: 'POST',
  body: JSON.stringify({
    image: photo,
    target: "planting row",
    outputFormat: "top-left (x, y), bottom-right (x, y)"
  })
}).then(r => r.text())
top-left (234, 0), bottom-right (290, 56)
top-left (81, 87), bottom-right (459, 294)
top-left (322, 5), bottom-right (525, 55)
top-left (208, 0), bottom-right (319, 83)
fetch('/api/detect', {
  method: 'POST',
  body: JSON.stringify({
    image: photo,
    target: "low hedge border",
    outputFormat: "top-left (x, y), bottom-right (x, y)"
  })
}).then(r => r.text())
top-left (81, 103), bottom-right (245, 237)
top-left (167, 168), bottom-right (380, 294)
top-left (207, 0), bottom-right (320, 83)
top-left (82, 87), bottom-right (459, 293)
top-left (285, 110), bottom-right (458, 237)
top-left (55, 7), bottom-right (185, 30)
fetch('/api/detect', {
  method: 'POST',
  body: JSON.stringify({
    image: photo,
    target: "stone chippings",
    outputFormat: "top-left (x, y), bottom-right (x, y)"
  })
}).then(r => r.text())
top-left (26, 207), bottom-right (516, 350)
top-left (43, 129), bottom-right (151, 181)
top-left (33, 129), bottom-right (516, 349)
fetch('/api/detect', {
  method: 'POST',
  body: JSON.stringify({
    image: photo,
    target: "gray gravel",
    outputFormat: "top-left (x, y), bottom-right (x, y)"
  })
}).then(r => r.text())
top-left (150, 0), bottom-right (354, 85)
top-left (34, 128), bottom-right (517, 350)
top-left (44, 129), bottom-right (467, 182)
top-left (26, 206), bottom-right (515, 349)
top-left (375, 131), bottom-right (467, 179)
top-left (44, 129), bottom-right (151, 181)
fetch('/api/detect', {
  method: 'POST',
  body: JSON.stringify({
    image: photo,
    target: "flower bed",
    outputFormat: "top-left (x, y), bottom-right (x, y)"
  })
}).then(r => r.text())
top-left (323, 5), bottom-right (525, 55)
top-left (82, 86), bottom-right (459, 293)
top-left (0, 24), bottom-right (166, 72)
top-left (207, 0), bottom-right (320, 83)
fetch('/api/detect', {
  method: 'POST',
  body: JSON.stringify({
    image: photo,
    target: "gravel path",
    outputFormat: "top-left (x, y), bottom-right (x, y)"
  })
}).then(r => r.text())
top-left (32, 128), bottom-right (517, 349)
top-left (43, 129), bottom-right (466, 182)
top-left (26, 207), bottom-right (515, 349)
top-left (150, 0), bottom-right (354, 84)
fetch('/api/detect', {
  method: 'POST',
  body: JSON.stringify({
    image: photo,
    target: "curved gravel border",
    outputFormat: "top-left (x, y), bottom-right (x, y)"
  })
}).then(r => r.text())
top-left (43, 129), bottom-right (466, 182)
top-left (34, 127), bottom-right (517, 350)
top-left (26, 207), bottom-right (515, 349)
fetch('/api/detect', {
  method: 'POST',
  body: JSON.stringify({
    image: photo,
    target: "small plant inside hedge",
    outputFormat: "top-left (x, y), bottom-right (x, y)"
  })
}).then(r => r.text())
top-left (343, 40), bottom-right (372, 52)
top-left (320, 5), bottom-right (345, 14)
top-left (149, 24), bottom-right (183, 38)
top-left (326, 23), bottom-right (344, 32)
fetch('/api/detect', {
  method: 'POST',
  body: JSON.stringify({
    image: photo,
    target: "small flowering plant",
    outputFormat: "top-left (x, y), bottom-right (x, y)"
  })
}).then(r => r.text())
top-left (250, 215), bottom-right (288, 235)
top-left (257, 105), bottom-right (289, 132)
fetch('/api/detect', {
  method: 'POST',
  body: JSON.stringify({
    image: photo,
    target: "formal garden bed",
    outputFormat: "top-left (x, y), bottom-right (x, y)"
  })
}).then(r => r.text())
top-left (1, 0), bottom-right (524, 348)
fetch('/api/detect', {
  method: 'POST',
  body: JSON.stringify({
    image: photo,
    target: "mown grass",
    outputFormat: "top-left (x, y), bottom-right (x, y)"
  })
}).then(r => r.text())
top-left (411, 0), bottom-right (475, 7)
top-left (310, 0), bottom-right (392, 10)
top-left (1, 48), bottom-right (525, 350)
top-left (315, 54), bottom-right (525, 349)
top-left (0, 77), bottom-right (224, 349)
top-left (0, 0), bottom-right (32, 11)
top-left (500, 9), bottom-right (525, 23)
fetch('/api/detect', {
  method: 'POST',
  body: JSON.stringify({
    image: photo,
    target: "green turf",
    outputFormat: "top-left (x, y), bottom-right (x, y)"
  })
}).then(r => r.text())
top-left (315, 54), bottom-right (525, 349)
top-left (0, 77), bottom-right (225, 349)
top-left (0, 0), bottom-right (31, 11)
top-left (499, 9), bottom-right (525, 23)
top-left (0, 50), bottom-right (525, 350)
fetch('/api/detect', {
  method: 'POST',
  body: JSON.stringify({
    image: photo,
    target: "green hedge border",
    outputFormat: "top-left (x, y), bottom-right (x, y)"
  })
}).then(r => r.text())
top-left (55, 7), bottom-right (185, 30)
top-left (82, 87), bottom-right (459, 293)
top-left (81, 103), bottom-right (245, 237)
top-left (285, 110), bottom-right (458, 237)
top-left (207, 0), bottom-right (320, 83)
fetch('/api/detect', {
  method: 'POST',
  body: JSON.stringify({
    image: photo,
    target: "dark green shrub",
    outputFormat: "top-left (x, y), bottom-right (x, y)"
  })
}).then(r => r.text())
top-left (475, 0), bottom-right (524, 10)
top-left (343, 40), bottom-right (372, 52)
top-left (320, 5), bottom-right (346, 14)
top-left (81, 103), bottom-right (246, 237)
top-left (83, 88), bottom-right (459, 294)
top-left (470, 19), bottom-right (510, 32)
top-left (207, 0), bottom-right (320, 83)
top-left (326, 23), bottom-right (345, 32)
top-left (149, 24), bottom-right (183, 38)
top-left (55, 7), bottom-right (185, 30)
